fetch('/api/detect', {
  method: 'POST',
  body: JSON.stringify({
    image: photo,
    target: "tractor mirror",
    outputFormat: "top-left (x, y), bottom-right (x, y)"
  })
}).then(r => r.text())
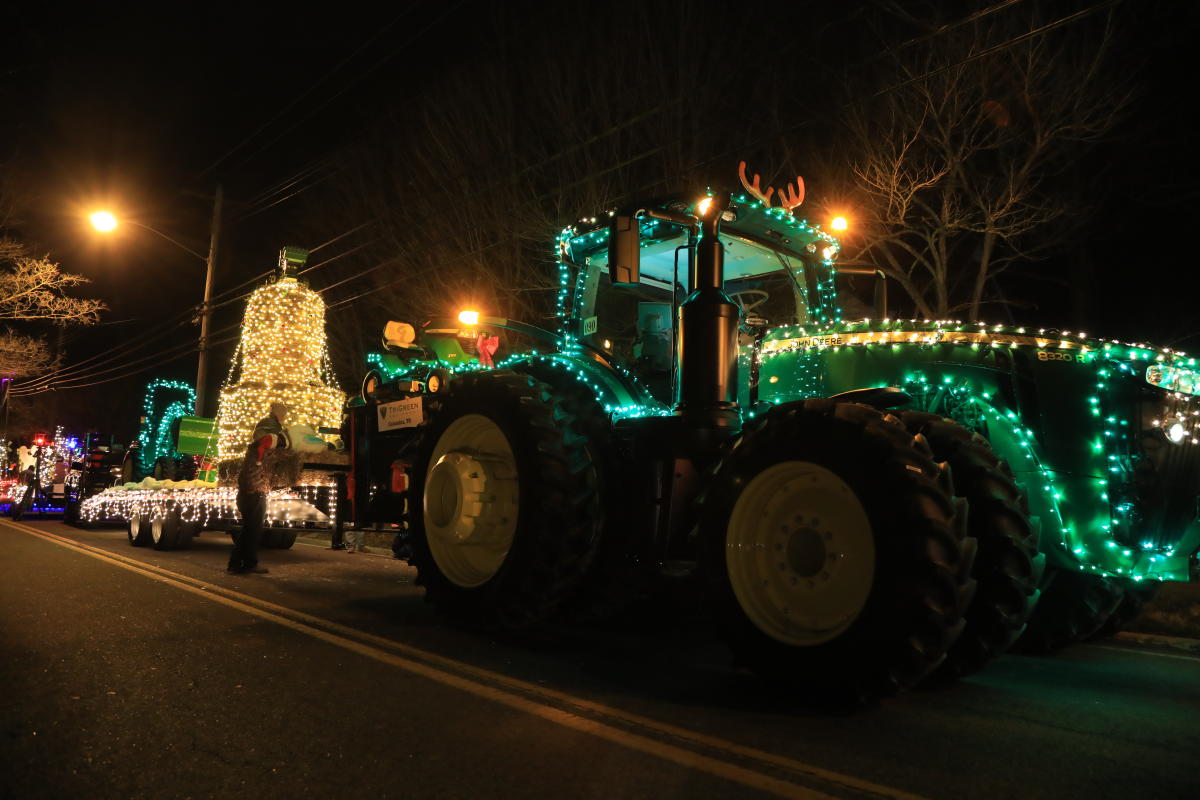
top-left (608, 214), bottom-right (641, 286)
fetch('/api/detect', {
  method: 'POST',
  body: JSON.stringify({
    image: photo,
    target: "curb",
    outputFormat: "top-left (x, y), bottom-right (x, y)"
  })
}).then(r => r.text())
top-left (295, 530), bottom-right (401, 559)
top-left (1113, 630), bottom-right (1200, 654)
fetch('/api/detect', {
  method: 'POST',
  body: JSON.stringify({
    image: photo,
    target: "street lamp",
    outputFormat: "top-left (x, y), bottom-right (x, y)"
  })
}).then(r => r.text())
top-left (87, 185), bottom-right (223, 418)
top-left (89, 211), bottom-right (117, 233)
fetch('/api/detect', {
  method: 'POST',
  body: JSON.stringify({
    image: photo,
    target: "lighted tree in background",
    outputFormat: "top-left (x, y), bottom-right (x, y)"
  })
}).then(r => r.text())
top-left (214, 259), bottom-right (344, 462)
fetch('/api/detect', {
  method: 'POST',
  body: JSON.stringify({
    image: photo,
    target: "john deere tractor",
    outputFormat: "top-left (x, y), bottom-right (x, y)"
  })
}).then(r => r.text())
top-left (348, 172), bottom-right (1199, 700)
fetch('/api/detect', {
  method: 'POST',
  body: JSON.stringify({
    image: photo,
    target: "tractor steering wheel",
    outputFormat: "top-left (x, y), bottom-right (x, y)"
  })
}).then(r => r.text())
top-left (729, 289), bottom-right (769, 315)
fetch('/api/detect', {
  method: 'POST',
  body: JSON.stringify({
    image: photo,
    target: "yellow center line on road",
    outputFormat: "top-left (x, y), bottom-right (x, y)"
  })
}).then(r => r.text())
top-left (3, 519), bottom-right (927, 800)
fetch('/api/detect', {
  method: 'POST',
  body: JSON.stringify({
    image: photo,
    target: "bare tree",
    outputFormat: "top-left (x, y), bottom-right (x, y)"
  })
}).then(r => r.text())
top-left (829, 3), bottom-right (1130, 321)
top-left (0, 250), bottom-right (106, 377)
top-left (0, 254), bottom-right (105, 324)
top-left (0, 329), bottom-right (54, 376)
top-left (321, 3), bottom-right (789, 371)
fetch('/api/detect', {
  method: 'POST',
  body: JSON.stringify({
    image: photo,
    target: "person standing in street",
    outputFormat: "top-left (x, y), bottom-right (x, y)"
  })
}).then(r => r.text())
top-left (228, 402), bottom-right (290, 575)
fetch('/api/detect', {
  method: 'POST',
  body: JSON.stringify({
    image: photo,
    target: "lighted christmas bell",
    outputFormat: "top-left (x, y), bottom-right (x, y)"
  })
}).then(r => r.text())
top-left (214, 246), bottom-right (345, 463)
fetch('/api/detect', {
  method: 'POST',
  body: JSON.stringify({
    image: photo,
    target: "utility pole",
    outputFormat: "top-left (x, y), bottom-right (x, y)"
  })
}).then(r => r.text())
top-left (195, 184), bottom-right (223, 418)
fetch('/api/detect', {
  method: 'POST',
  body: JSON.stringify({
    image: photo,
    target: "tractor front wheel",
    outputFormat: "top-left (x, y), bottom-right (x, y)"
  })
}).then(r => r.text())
top-left (408, 371), bottom-right (601, 631)
top-left (700, 400), bottom-right (976, 702)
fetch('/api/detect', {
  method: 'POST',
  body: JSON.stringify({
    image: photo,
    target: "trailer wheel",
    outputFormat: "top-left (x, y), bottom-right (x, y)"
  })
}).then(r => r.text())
top-left (262, 530), bottom-right (297, 549)
top-left (409, 370), bottom-right (601, 631)
top-left (128, 515), bottom-right (152, 547)
top-left (900, 411), bottom-right (1044, 680)
top-left (1015, 568), bottom-right (1125, 652)
top-left (151, 511), bottom-right (190, 550)
top-left (700, 399), bottom-right (975, 702)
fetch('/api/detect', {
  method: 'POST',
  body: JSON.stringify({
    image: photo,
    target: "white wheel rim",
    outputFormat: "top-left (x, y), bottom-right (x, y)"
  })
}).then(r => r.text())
top-left (726, 461), bottom-right (875, 646)
top-left (424, 414), bottom-right (519, 588)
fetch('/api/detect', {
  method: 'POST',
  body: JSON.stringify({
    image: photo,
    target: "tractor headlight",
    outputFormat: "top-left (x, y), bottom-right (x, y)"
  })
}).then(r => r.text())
top-left (1146, 364), bottom-right (1200, 395)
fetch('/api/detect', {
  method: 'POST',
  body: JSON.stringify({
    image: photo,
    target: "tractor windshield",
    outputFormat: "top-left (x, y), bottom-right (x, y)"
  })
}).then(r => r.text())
top-left (567, 218), bottom-right (814, 402)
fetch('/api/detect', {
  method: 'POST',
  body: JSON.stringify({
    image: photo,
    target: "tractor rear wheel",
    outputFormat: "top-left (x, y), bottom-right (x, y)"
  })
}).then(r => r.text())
top-left (901, 411), bottom-right (1043, 680)
top-left (408, 371), bottom-right (601, 631)
top-left (1016, 568), bottom-right (1126, 652)
top-left (700, 399), bottom-right (976, 702)
top-left (1091, 581), bottom-right (1160, 639)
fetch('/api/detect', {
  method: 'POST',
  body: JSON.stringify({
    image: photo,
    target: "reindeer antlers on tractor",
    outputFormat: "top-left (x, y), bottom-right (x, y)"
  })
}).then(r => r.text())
top-left (738, 160), bottom-right (805, 213)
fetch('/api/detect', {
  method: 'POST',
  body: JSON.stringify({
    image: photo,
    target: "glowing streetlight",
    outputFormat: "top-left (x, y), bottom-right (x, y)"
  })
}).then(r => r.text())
top-left (89, 211), bottom-right (118, 232)
top-left (84, 189), bottom-right (224, 417)
top-left (830, 216), bottom-right (849, 232)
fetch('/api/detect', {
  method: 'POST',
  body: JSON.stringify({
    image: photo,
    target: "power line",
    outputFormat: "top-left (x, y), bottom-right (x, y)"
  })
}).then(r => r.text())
top-left (11, 323), bottom-right (243, 397)
top-left (866, 0), bottom-right (1025, 62)
top-left (19, 219), bottom-right (379, 393)
top-left (11, 331), bottom-right (243, 396)
top-left (235, 169), bottom-right (338, 222)
top-left (309, 221), bottom-right (375, 254)
top-left (636, 0), bottom-right (1122, 198)
top-left (319, 2), bottom-right (1117, 319)
top-left (200, 8), bottom-right (418, 177)
top-left (206, 232), bottom-right (377, 313)
top-left (24, 3), bottom-right (1096, 397)
top-left (237, 158), bottom-right (334, 214)
top-left (224, 2), bottom-right (464, 176)
top-left (16, 310), bottom-right (197, 391)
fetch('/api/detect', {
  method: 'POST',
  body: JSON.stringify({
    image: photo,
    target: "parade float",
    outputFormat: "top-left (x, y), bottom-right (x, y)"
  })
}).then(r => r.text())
top-left (80, 247), bottom-right (348, 549)
top-left (343, 166), bottom-right (1200, 700)
top-left (3, 429), bottom-right (85, 520)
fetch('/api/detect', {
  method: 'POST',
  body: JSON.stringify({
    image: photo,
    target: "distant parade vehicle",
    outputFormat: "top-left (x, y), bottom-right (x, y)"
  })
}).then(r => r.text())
top-left (79, 248), bottom-right (349, 552)
top-left (342, 164), bottom-right (1199, 701)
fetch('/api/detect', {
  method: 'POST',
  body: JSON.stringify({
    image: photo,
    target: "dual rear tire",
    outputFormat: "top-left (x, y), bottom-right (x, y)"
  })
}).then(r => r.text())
top-left (150, 511), bottom-right (201, 550)
top-left (700, 400), bottom-right (977, 701)
top-left (900, 411), bottom-right (1044, 679)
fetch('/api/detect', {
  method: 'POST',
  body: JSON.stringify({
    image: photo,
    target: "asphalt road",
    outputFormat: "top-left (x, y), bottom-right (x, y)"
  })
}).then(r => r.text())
top-left (1, 518), bottom-right (1197, 800)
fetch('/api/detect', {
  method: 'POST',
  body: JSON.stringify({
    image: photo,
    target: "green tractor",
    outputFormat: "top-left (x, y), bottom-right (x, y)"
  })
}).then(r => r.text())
top-left (347, 168), bottom-right (1198, 700)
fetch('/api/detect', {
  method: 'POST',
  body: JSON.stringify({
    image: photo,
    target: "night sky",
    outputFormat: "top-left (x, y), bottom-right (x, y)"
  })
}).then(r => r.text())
top-left (2, 2), bottom-right (1197, 443)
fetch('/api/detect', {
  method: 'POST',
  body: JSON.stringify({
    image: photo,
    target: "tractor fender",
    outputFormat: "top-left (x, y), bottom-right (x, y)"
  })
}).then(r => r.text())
top-left (826, 386), bottom-right (912, 410)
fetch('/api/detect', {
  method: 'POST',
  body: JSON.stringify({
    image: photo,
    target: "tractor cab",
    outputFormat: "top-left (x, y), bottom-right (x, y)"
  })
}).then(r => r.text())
top-left (558, 196), bottom-right (842, 407)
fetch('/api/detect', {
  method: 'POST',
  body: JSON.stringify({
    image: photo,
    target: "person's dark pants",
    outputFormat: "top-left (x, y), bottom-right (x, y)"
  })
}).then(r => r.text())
top-left (229, 491), bottom-right (266, 571)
